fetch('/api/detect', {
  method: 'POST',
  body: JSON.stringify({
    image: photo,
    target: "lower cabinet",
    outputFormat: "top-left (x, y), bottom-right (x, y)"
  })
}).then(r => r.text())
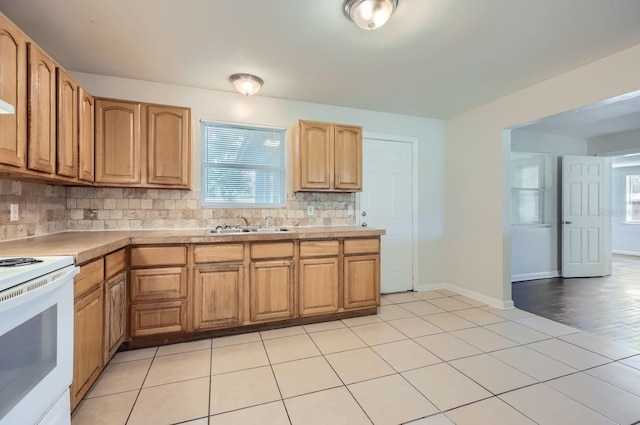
top-left (193, 265), bottom-right (244, 330)
top-left (104, 271), bottom-right (126, 362)
top-left (298, 257), bottom-right (339, 316)
top-left (250, 260), bottom-right (295, 322)
top-left (71, 284), bottom-right (104, 408)
top-left (343, 254), bottom-right (380, 309)
top-left (130, 300), bottom-right (187, 337)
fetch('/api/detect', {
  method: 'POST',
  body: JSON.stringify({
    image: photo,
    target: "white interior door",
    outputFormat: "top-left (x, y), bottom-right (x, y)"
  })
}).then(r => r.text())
top-left (360, 138), bottom-right (414, 293)
top-left (561, 155), bottom-right (609, 277)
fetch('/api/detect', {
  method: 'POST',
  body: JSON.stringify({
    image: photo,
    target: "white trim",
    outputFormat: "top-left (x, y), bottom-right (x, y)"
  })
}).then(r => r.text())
top-left (511, 271), bottom-right (560, 282)
top-left (414, 282), bottom-right (515, 310)
top-left (359, 131), bottom-right (420, 293)
top-left (612, 249), bottom-right (640, 257)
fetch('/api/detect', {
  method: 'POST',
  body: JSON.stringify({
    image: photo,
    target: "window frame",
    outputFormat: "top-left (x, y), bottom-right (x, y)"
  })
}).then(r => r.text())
top-left (511, 153), bottom-right (551, 226)
top-left (200, 120), bottom-right (287, 209)
top-left (625, 174), bottom-right (640, 224)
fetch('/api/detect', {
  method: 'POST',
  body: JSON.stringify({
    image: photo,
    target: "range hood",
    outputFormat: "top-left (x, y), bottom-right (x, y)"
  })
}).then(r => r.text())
top-left (0, 99), bottom-right (15, 114)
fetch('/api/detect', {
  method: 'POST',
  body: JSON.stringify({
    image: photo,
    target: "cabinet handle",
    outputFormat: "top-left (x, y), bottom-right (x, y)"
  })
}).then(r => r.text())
top-left (361, 222), bottom-right (368, 227)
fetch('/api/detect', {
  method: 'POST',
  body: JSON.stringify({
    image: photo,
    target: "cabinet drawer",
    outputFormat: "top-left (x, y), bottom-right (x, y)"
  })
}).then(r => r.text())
top-left (75, 258), bottom-right (104, 299)
top-left (130, 246), bottom-right (187, 267)
top-left (194, 244), bottom-right (244, 264)
top-left (129, 300), bottom-right (187, 338)
top-left (105, 248), bottom-right (127, 278)
top-left (130, 267), bottom-right (187, 302)
top-left (251, 242), bottom-right (294, 259)
top-left (300, 240), bottom-right (339, 258)
top-left (344, 238), bottom-right (380, 255)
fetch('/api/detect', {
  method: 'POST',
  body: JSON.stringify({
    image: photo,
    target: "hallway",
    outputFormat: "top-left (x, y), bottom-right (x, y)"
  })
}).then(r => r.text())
top-left (513, 255), bottom-right (640, 349)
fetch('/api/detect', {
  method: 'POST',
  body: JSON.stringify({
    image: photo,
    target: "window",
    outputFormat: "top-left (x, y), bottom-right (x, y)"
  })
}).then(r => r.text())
top-left (511, 153), bottom-right (550, 225)
top-left (626, 174), bottom-right (640, 223)
top-left (201, 121), bottom-right (286, 208)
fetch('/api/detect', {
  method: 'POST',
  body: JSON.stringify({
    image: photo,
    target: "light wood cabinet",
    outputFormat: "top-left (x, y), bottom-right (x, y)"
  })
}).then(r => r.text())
top-left (344, 254), bottom-right (380, 309)
top-left (95, 98), bottom-right (141, 184)
top-left (147, 104), bottom-right (190, 187)
top-left (78, 86), bottom-right (94, 182)
top-left (130, 267), bottom-right (187, 302)
top-left (56, 68), bottom-right (78, 178)
top-left (193, 265), bottom-right (244, 330)
top-left (299, 258), bottom-right (339, 316)
top-left (130, 300), bottom-right (187, 337)
top-left (27, 43), bottom-right (56, 174)
top-left (292, 120), bottom-right (362, 192)
top-left (250, 260), bottom-right (295, 322)
top-left (0, 14), bottom-right (27, 168)
top-left (71, 284), bottom-right (104, 409)
top-left (104, 271), bottom-right (126, 362)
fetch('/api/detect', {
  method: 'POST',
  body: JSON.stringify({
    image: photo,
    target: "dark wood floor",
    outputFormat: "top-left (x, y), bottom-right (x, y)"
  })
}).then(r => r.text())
top-left (512, 255), bottom-right (640, 349)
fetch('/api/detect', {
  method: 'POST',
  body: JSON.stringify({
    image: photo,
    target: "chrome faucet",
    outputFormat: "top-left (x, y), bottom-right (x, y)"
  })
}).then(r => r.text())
top-left (238, 216), bottom-right (250, 227)
top-left (264, 216), bottom-right (272, 229)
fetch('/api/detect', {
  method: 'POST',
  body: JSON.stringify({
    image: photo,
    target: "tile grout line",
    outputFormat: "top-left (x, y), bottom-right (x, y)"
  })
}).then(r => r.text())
top-left (124, 346), bottom-right (158, 425)
top-left (260, 328), bottom-right (294, 425)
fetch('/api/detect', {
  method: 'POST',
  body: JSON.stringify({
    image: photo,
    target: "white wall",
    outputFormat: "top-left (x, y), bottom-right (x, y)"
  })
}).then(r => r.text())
top-left (589, 128), bottom-right (640, 156)
top-left (510, 131), bottom-right (587, 281)
top-left (612, 165), bottom-right (640, 255)
top-left (445, 43), bottom-right (640, 307)
top-left (71, 72), bottom-right (446, 285)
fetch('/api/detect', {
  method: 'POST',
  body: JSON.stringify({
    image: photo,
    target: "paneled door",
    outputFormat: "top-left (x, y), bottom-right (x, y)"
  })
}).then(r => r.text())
top-left (359, 138), bottom-right (414, 293)
top-left (561, 155), bottom-right (611, 277)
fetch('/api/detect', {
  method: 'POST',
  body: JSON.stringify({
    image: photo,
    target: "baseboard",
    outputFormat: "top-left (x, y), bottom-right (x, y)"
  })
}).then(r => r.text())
top-left (414, 282), bottom-right (514, 310)
top-left (511, 271), bottom-right (560, 282)
top-left (612, 250), bottom-right (640, 257)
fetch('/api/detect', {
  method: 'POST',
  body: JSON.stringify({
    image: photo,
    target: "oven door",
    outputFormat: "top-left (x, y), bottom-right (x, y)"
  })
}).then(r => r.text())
top-left (0, 266), bottom-right (76, 425)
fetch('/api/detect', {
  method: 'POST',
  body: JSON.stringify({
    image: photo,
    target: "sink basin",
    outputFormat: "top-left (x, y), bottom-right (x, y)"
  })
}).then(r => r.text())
top-left (205, 227), bottom-right (291, 235)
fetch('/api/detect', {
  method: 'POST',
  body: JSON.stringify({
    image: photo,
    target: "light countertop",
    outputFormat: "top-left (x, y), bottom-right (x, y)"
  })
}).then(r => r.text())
top-left (0, 227), bottom-right (385, 264)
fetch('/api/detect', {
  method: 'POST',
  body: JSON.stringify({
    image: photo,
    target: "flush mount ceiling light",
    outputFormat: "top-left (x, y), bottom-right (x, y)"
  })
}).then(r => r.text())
top-left (344, 0), bottom-right (398, 30)
top-left (0, 98), bottom-right (15, 114)
top-left (229, 73), bottom-right (264, 96)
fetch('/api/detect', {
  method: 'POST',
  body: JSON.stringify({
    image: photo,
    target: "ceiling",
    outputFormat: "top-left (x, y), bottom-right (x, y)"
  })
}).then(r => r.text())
top-left (515, 91), bottom-right (640, 139)
top-left (1, 0), bottom-right (640, 119)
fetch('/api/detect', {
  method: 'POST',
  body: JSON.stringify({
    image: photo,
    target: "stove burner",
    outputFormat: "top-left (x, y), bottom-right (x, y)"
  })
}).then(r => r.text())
top-left (0, 258), bottom-right (43, 267)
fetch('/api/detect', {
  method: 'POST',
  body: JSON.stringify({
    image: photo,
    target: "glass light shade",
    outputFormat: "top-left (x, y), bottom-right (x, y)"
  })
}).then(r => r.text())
top-left (229, 74), bottom-right (264, 96)
top-left (344, 0), bottom-right (398, 30)
top-left (0, 99), bottom-right (15, 114)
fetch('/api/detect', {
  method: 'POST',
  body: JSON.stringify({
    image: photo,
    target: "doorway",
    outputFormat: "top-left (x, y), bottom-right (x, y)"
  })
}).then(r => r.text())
top-left (359, 135), bottom-right (417, 294)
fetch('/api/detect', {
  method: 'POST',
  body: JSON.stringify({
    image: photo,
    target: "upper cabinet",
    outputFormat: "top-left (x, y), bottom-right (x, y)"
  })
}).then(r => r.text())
top-left (78, 87), bottom-right (95, 183)
top-left (56, 68), bottom-right (78, 178)
top-left (95, 98), bottom-right (191, 189)
top-left (146, 105), bottom-right (190, 188)
top-left (95, 99), bottom-right (142, 185)
top-left (292, 120), bottom-right (362, 192)
top-left (0, 15), bottom-right (27, 168)
top-left (27, 43), bottom-right (56, 174)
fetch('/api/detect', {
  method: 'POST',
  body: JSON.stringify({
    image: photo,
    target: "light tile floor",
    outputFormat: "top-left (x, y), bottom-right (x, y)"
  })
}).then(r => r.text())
top-left (72, 289), bottom-right (640, 425)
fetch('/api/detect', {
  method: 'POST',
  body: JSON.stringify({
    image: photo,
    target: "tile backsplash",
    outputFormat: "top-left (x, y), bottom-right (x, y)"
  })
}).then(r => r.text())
top-left (0, 178), bottom-right (356, 241)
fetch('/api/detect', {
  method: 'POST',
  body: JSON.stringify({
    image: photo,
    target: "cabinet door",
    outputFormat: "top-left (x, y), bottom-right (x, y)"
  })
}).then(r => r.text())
top-left (72, 285), bottom-right (104, 409)
top-left (147, 105), bottom-right (190, 187)
top-left (104, 271), bottom-right (126, 363)
top-left (56, 68), bottom-right (78, 178)
top-left (78, 87), bottom-right (94, 182)
top-left (298, 121), bottom-right (332, 190)
top-left (334, 125), bottom-right (362, 191)
top-left (27, 43), bottom-right (56, 174)
top-left (193, 265), bottom-right (243, 330)
top-left (250, 260), bottom-right (294, 322)
top-left (95, 99), bottom-right (141, 184)
top-left (130, 300), bottom-right (187, 338)
top-left (0, 15), bottom-right (26, 168)
top-left (343, 255), bottom-right (380, 309)
top-left (299, 257), bottom-right (339, 316)
top-left (130, 267), bottom-right (187, 302)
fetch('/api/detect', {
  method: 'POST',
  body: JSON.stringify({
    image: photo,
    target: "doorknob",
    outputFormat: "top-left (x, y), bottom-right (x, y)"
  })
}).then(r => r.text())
top-left (361, 222), bottom-right (368, 227)
top-left (562, 220), bottom-right (572, 224)
top-left (361, 211), bottom-right (367, 217)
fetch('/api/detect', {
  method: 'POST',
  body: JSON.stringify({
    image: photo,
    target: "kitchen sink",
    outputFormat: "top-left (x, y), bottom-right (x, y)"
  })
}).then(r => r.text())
top-left (205, 227), bottom-right (291, 235)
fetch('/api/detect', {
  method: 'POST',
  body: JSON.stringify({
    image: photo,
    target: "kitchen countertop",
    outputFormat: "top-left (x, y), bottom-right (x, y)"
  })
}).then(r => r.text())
top-left (0, 227), bottom-right (385, 264)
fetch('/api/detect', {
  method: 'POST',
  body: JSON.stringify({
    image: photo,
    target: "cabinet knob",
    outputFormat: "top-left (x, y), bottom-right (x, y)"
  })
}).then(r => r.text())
top-left (361, 211), bottom-right (367, 217)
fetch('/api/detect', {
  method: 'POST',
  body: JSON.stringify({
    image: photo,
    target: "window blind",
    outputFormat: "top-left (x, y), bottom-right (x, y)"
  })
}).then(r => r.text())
top-left (201, 121), bottom-right (286, 208)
